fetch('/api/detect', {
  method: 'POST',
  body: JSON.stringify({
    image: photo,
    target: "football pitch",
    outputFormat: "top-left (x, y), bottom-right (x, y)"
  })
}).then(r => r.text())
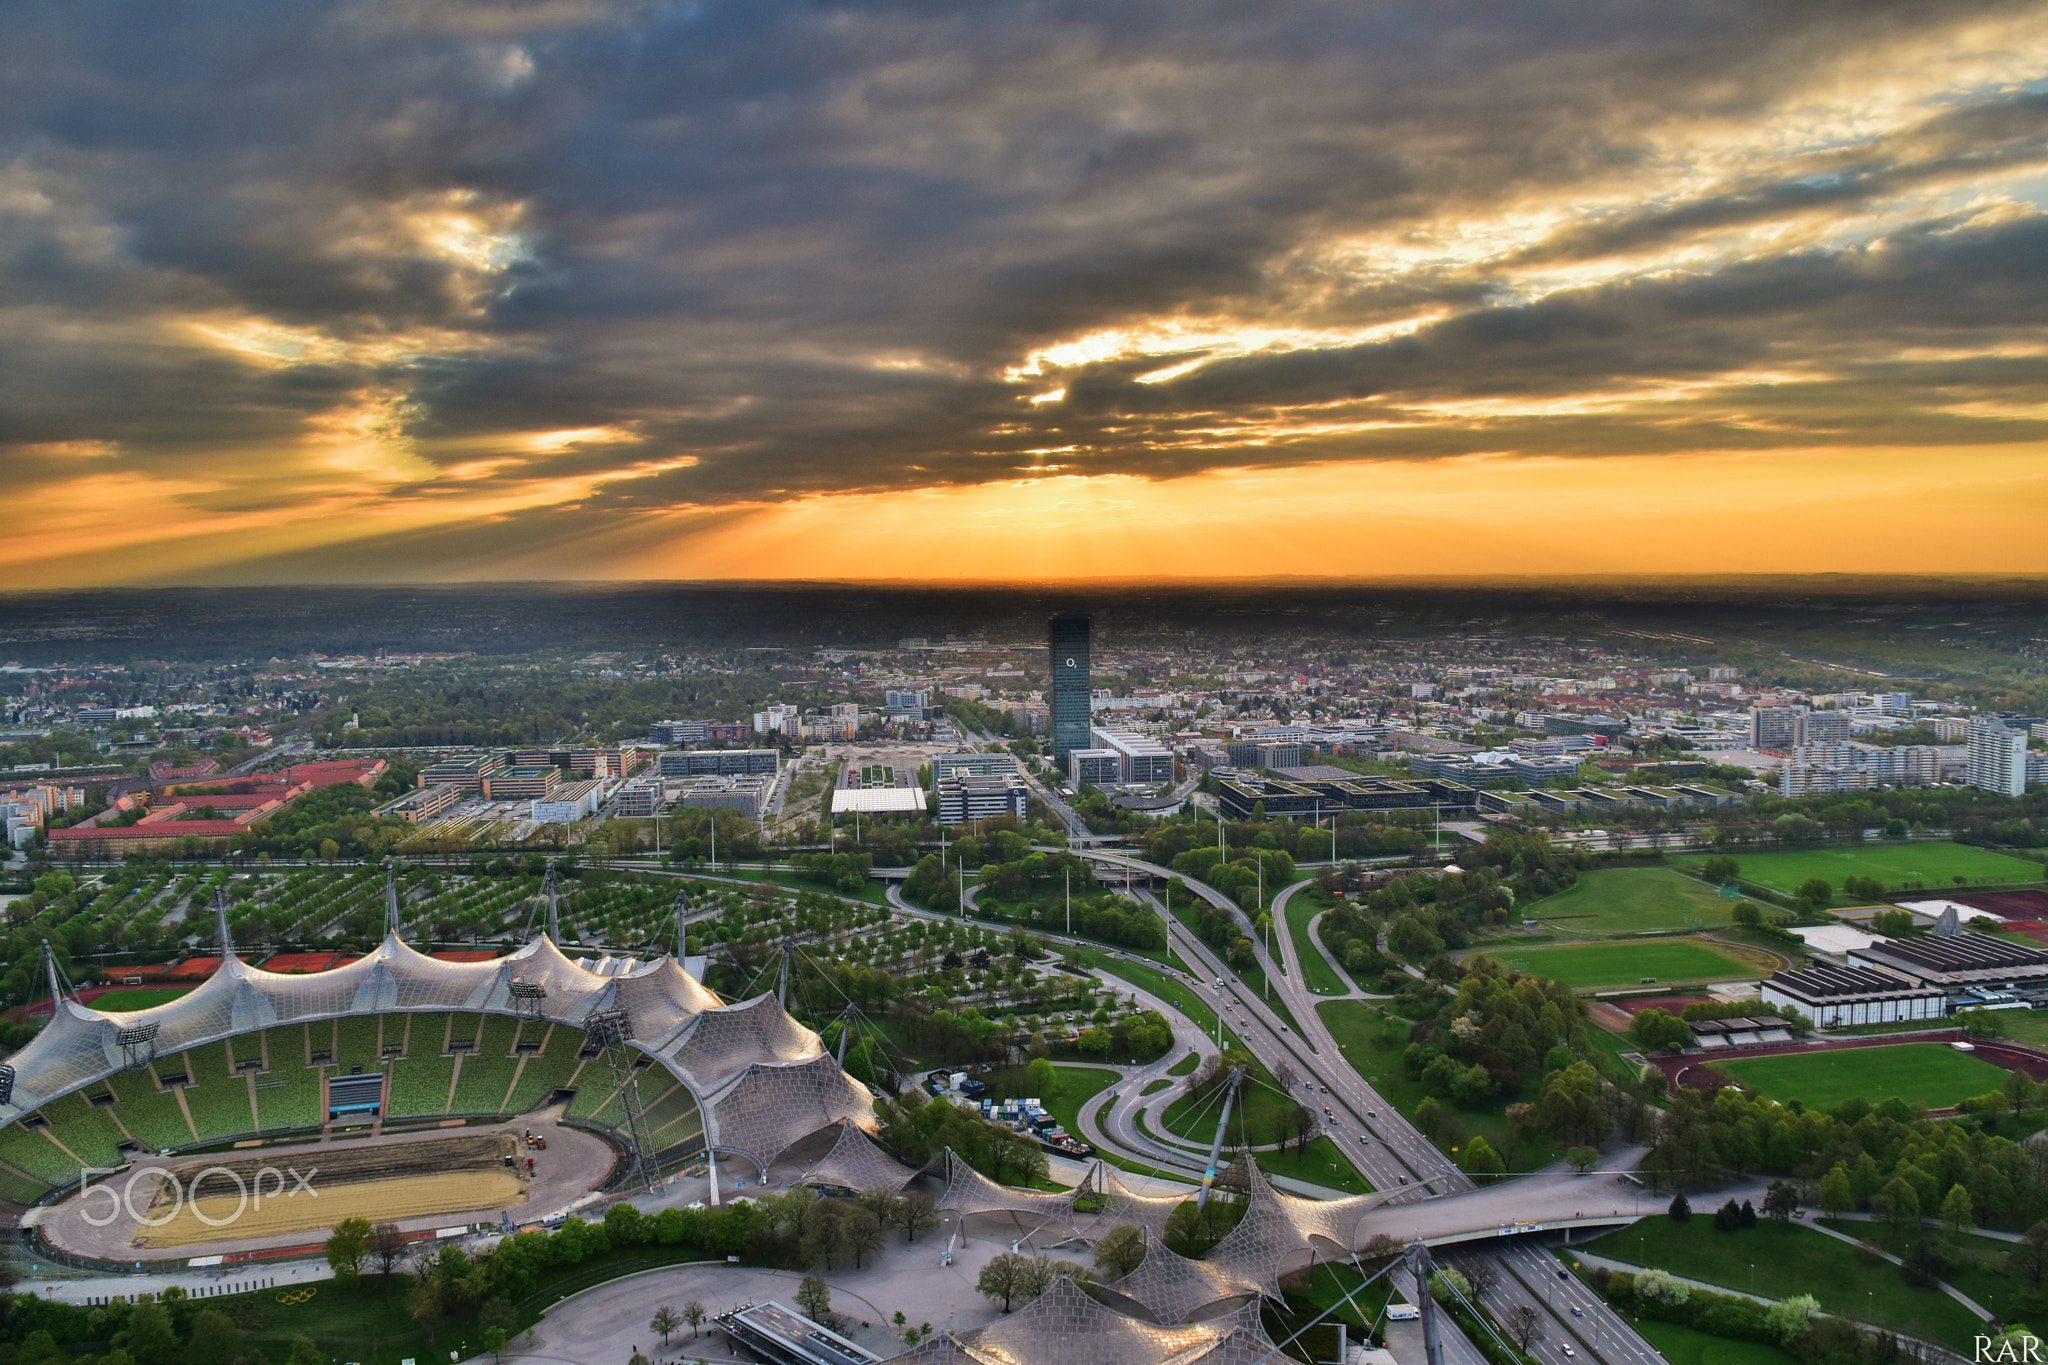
top-left (1716, 1043), bottom-right (2013, 1112)
top-left (1674, 842), bottom-right (2042, 898)
top-left (1474, 935), bottom-right (1772, 989)
top-left (1518, 866), bottom-right (1757, 935)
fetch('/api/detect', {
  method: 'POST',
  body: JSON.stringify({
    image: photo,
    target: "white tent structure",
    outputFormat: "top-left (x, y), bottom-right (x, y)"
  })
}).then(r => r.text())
top-left (0, 899), bottom-right (875, 1180)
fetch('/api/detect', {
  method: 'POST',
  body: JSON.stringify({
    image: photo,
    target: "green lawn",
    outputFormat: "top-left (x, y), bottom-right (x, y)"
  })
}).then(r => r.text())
top-left (1580, 1218), bottom-right (1984, 1349)
top-left (1030, 1063), bottom-right (1120, 1142)
top-left (92, 986), bottom-right (195, 1010)
top-left (1058, 942), bottom-right (1220, 1038)
top-left (1318, 999), bottom-right (1562, 1174)
top-left (1820, 1221), bottom-right (2027, 1322)
top-left (1634, 1318), bottom-right (1802, 1365)
top-left (1474, 937), bottom-right (1768, 990)
top-left (1517, 866), bottom-right (1761, 936)
top-left (1169, 1052), bottom-right (1200, 1076)
top-left (1673, 842), bottom-right (2044, 899)
top-left (1258, 1134), bottom-right (1373, 1194)
top-left (1716, 1043), bottom-right (2013, 1111)
top-left (1280, 884), bottom-right (1349, 995)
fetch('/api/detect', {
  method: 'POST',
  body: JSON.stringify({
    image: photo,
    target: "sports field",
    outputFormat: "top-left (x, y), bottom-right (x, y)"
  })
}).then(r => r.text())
top-left (1475, 936), bottom-right (1774, 989)
top-left (1674, 841), bottom-right (2042, 898)
top-left (1517, 866), bottom-right (1756, 935)
top-left (1716, 1043), bottom-right (2013, 1112)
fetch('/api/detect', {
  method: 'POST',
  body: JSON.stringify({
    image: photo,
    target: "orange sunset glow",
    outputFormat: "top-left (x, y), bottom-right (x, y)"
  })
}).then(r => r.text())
top-left (2, 2), bottom-right (2046, 583)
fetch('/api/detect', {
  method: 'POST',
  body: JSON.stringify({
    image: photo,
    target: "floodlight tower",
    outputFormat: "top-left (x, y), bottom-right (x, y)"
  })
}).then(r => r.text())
top-left (117, 1020), bottom-right (161, 1072)
top-left (507, 979), bottom-right (547, 1023)
top-left (1195, 1066), bottom-right (1245, 1211)
top-left (584, 1007), bottom-right (661, 1191)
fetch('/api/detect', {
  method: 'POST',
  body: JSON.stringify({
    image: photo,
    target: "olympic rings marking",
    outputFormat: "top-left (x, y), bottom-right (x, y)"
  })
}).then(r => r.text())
top-left (275, 1287), bottom-right (317, 1306)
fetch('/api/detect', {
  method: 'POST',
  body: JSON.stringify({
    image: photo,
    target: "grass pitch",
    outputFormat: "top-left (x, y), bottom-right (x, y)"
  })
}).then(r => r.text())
top-left (1673, 841), bottom-right (2042, 898)
top-left (1474, 935), bottom-right (1771, 989)
top-left (1516, 866), bottom-right (1759, 935)
top-left (1715, 1042), bottom-right (2012, 1112)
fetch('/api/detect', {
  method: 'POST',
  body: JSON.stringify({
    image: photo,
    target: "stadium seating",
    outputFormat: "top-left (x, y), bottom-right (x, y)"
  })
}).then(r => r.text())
top-left (640, 1079), bottom-right (705, 1157)
top-left (99, 1071), bottom-right (195, 1152)
top-left (38, 1092), bottom-right (126, 1173)
top-left (0, 1162), bottom-right (50, 1206)
top-left (252, 1060), bottom-right (323, 1132)
top-left (498, 1032), bottom-right (587, 1114)
top-left (181, 1046), bottom-right (258, 1142)
top-left (0, 1121), bottom-right (72, 1189)
top-left (387, 1026), bottom-right (459, 1119)
top-left (566, 1068), bottom-right (624, 1123)
top-left (448, 1049), bottom-right (520, 1115)
top-left (335, 1015), bottom-right (383, 1072)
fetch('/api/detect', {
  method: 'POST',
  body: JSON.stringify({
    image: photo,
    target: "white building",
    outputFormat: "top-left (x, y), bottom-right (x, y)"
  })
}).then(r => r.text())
top-left (936, 773), bottom-right (1030, 825)
top-left (1090, 728), bottom-right (1175, 786)
top-left (1760, 962), bottom-right (1946, 1028)
top-left (1967, 716), bottom-right (2029, 797)
top-left (531, 779), bottom-right (603, 824)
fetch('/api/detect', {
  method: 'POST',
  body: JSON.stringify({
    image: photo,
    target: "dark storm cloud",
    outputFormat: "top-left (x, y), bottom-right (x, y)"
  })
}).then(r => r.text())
top-left (3, 0), bottom-right (2047, 560)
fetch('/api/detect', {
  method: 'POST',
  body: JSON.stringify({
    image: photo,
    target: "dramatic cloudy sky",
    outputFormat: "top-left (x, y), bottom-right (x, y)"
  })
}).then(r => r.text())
top-left (4, 0), bottom-right (2048, 584)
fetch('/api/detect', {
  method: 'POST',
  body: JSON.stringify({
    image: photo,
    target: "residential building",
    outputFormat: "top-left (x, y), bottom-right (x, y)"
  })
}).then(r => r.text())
top-left (936, 772), bottom-right (1030, 825)
top-left (1049, 614), bottom-right (1092, 760)
top-left (884, 689), bottom-right (929, 713)
top-left (1967, 716), bottom-right (2029, 797)
top-left (1799, 710), bottom-right (1851, 745)
top-left (1781, 765), bottom-right (1877, 797)
top-left (1931, 716), bottom-right (1970, 741)
top-left (1749, 705), bottom-right (1804, 748)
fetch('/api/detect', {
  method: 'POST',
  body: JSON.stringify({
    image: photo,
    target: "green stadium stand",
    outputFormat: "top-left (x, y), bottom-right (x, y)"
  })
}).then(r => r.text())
top-left (335, 1016), bottom-right (382, 1072)
top-left (447, 1011), bottom-right (481, 1050)
top-left (388, 1046), bottom-right (458, 1119)
top-left (448, 1051), bottom-right (519, 1115)
top-left (640, 1079), bottom-right (704, 1157)
top-left (499, 1035), bottom-right (587, 1114)
top-left (398, 1011), bottom-right (450, 1059)
top-left (38, 1092), bottom-right (126, 1173)
top-left (99, 1072), bottom-right (194, 1152)
top-left (566, 1067), bottom-right (623, 1123)
top-left (0, 1120), bottom-right (83, 1188)
top-left (253, 1060), bottom-right (324, 1132)
top-left (181, 1046), bottom-right (258, 1142)
top-left (0, 1162), bottom-right (52, 1206)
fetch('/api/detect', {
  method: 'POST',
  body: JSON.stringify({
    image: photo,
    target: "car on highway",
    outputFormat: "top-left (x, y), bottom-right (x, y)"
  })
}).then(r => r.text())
top-left (1562, 1347), bottom-right (1576, 1358)
top-left (1570, 1308), bottom-right (1583, 1318)
top-left (1398, 1175), bottom-right (1409, 1185)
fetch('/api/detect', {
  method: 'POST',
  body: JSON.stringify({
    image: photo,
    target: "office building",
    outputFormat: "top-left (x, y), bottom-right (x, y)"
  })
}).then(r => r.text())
top-left (1049, 614), bottom-right (1091, 760)
top-left (1067, 749), bottom-right (1121, 786)
top-left (615, 776), bottom-right (665, 818)
top-left (374, 783), bottom-right (463, 825)
top-left (1968, 716), bottom-right (2029, 797)
top-left (936, 772), bottom-right (1031, 825)
top-left (932, 752), bottom-right (1017, 783)
top-left (1090, 728), bottom-right (1175, 785)
top-left (676, 774), bottom-right (774, 817)
top-left (488, 766), bottom-right (561, 800)
top-left (656, 749), bottom-right (779, 777)
top-left (1226, 740), bottom-right (1302, 770)
top-left (416, 751), bottom-right (507, 793)
top-left (531, 779), bottom-right (603, 824)
top-left (648, 719), bottom-right (708, 745)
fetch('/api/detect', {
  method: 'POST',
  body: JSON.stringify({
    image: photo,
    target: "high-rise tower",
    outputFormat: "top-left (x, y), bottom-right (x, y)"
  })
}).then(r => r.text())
top-left (1049, 614), bottom-right (1092, 760)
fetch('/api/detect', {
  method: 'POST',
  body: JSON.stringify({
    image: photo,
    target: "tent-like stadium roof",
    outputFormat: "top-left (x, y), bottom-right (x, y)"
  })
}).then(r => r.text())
top-left (0, 900), bottom-right (874, 1178)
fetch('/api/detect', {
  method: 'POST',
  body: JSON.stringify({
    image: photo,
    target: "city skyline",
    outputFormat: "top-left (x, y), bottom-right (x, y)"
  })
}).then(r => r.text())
top-left (2, 2), bottom-right (2047, 585)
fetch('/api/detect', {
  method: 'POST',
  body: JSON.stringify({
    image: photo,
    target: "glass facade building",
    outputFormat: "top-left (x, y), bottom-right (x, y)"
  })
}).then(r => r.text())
top-left (1049, 614), bottom-right (1092, 758)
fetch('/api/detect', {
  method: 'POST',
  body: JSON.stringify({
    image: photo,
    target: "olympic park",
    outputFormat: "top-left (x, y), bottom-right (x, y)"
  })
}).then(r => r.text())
top-left (0, 871), bottom-right (1478, 1365)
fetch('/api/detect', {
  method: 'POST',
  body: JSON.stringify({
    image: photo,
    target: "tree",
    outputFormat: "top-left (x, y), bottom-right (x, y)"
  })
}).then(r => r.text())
top-left (651, 1306), bottom-right (683, 1346)
top-left (286, 1337), bottom-right (330, 1365)
top-left (1463, 1257), bottom-right (1500, 1303)
top-left (797, 1274), bottom-right (833, 1323)
top-left (371, 1221), bottom-right (407, 1275)
top-left (1669, 1192), bottom-right (1691, 1222)
top-left (1630, 1008), bottom-right (1690, 1053)
top-left (1506, 1304), bottom-right (1546, 1351)
top-left (842, 1207), bottom-right (885, 1268)
top-left (1763, 1295), bottom-right (1821, 1345)
top-left (483, 1327), bottom-right (508, 1362)
top-left (185, 1309), bottom-right (250, 1365)
top-left (1874, 1177), bottom-right (1920, 1236)
top-left (1818, 1164), bottom-right (1853, 1217)
top-left (1463, 1135), bottom-right (1505, 1182)
top-left (1701, 856), bottom-right (1739, 884)
top-left (1941, 1183), bottom-right (1975, 1240)
top-left (1566, 1146), bottom-right (1599, 1175)
top-left (2007, 1221), bottom-right (2048, 1289)
top-left (684, 1301), bottom-right (708, 1339)
top-left (1763, 1180), bottom-right (1800, 1225)
top-left (1095, 1224), bottom-right (1147, 1279)
top-left (325, 1216), bottom-right (373, 1284)
top-left (978, 1252), bottom-right (1037, 1313)
top-left (1795, 878), bottom-right (1833, 906)
top-left (888, 1191), bottom-right (940, 1242)
top-left (1025, 1057), bottom-right (1060, 1096)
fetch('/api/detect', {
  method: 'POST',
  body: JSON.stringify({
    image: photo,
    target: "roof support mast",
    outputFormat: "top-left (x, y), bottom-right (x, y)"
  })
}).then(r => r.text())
top-left (1196, 1066), bottom-right (1244, 1210)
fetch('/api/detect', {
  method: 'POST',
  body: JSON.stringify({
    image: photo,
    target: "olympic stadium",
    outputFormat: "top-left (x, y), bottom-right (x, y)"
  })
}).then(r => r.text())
top-left (0, 878), bottom-right (874, 1261)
